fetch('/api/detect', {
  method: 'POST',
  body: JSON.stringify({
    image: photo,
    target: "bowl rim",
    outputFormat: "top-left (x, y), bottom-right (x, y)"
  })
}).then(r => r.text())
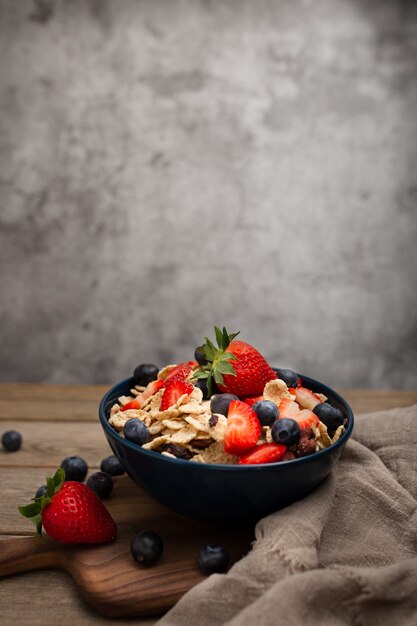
top-left (98, 373), bottom-right (354, 471)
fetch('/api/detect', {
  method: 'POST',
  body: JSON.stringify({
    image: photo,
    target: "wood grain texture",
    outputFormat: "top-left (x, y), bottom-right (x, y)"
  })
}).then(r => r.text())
top-left (0, 383), bottom-right (416, 624)
top-left (0, 523), bottom-right (253, 617)
top-left (0, 558), bottom-right (158, 626)
top-left (0, 384), bottom-right (108, 422)
top-left (1, 384), bottom-right (416, 424)
top-left (0, 421), bottom-right (111, 469)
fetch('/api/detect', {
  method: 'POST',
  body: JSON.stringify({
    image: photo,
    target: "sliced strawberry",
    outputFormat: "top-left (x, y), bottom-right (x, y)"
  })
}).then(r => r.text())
top-left (121, 399), bottom-right (142, 411)
top-left (242, 395), bottom-right (263, 407)
top-left (238, 443), bottom-right (287, 465)
top-left (122, 379), bottom-right (165, 412)
top-left (292, 409), bottom-right (319, 430)
top-left (160, 379), bottom-right (194, 411)
top-left (278, 398), bottom-right (301, 419)
top-left (294, 387), bottom-right (322, 411)
top-left (224, 400), bottom-right (262, 456)
top-left (164, 361), bottom-right (197, 382)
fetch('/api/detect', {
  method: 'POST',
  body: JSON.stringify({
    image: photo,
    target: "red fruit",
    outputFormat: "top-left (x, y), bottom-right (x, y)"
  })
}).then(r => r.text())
top-left (278, 398), bottom-right (301, 419)
top-left (242, 395), bottom-right (264, 407)
top-left (293, 409), bottom-right (319, 430)
top-left (294, 387), bottom-right (322, 411)
top-left (42, 482), bottom-right (117, 544)
top-left (218, 340), bottom-right (277, 396)
top-left (122, 379), bottom-right (165, 412)
top-left (224, 400), bottom-right (262, 456)
top-left (238, 443), bottom-right (287, 465)
top-left (164, 361), bottom-right (197, 382)
top-left (19, 469), bottom-right (117, 545)
top-left (160, 379), bottom-right (194, 411)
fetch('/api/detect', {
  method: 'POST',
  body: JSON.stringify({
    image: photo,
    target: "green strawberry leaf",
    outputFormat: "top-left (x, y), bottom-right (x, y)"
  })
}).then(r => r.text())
top-left (214, 325), bottom-right (224, 349)
top-left (18, 501), bottom-right (42, 518)
top-left (216, 361), bottom-right (237, 376)
top-left (213, 369), bottom-right (224, 385)
top-left (46, 477), bottom-right (55, 499)
top-left (18, 466), bottom-right (66, 538)
top-left (53, 467), bottom-right (65, 491)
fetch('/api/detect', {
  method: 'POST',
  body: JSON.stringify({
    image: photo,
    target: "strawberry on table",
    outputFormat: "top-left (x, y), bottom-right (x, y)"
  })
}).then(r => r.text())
top-left (224, 400), bottom-right (262, 456)
top-left (192, 326), bottom-right (276, 397)
top-left (19, 468), bottom-right (117, 544)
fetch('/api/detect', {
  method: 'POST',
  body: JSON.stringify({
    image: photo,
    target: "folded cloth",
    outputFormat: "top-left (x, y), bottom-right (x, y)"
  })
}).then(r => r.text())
top-left (156, 404), bottom-right (417, 626)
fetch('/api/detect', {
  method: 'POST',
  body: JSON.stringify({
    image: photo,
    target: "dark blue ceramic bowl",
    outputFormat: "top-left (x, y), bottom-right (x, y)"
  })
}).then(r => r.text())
top-left (99, 373), bottom-right (354, 524)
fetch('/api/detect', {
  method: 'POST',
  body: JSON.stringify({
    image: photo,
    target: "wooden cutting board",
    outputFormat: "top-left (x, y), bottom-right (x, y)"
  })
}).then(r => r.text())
top-left (0, 489), bottom-right (254, 618)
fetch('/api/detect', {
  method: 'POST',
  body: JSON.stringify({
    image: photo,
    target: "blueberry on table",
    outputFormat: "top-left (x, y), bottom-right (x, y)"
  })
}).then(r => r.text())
top-left (313, 403), bottom-right (344, 431)
top-left (194, 345), bottom-right (208, 366)
top-left (35, 485), bottom-right (47, 499)
top-left (87, 471), bottom-right (113, 499)
top-left (252, 400), bottom-right (279, 426)
top-left (123, 419), bottom-right (151, 446)
top-left (131, 531), bottom-right (164, 566)
top-left (100, 455), bottom-right (124, 476)
top-left (210, 393), bottom-right (239, 417)
top-left (1, 430), bottom-right (22, 452)
top-left (275, 368), bottom-right (299, 388)
top-left (133, 363), bottom-right (159, 386)
top-left (60, 455), bottom-right (88, 482)
top-left (198, 545), bottom-right (230, 575)
top-left (271, 418), bottom-right (301, 446)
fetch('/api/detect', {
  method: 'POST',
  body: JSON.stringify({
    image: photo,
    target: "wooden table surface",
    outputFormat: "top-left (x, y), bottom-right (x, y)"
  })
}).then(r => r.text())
top-left (1, 383), bottom-right (416, 626)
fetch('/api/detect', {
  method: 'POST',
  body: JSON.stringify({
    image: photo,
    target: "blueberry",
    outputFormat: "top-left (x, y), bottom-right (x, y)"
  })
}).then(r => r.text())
top-left (210, 393), bottom-right (239, 417)
top-left (124, 419), bottom-right (151, 446)
top-left (1, 430), bottom-right (22, 452)
top-left (271, 418), bottom-right (301, 446)
top-left (275, 368), bottom-right (299, 388)
top-left (100, 455), bottom-right (124, 476)
top-left (35, 485), bottom-right (47, 499)
top-left (133, 363), bottom-right (159, 386)
top-left (194, 346), bottom-right (208, 366)
top-left (61, 455), bottom-right (88, 482)
top-left (131, 531), bottom-right (163, 566)
top-left (252, 400), bottom-right (279, 426)
top-left (195, 378), bottom-right (210, 399)
top-left (87, 471), bottom-right (113, 499)
top-left (198, 545), bottom-right (230, 575)
top-left (313, 403), bottom-right (344, 431)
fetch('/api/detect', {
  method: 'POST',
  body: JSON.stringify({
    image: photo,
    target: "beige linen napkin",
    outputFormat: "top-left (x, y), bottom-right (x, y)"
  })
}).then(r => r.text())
top-left (157, 404), bottom-right (417, 626)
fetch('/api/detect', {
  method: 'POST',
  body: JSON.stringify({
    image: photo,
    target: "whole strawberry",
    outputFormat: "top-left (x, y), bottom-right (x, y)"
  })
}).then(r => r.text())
top-left (193, 326), bottom-right (276, 397)
top-left (19, 468), bottom-right (117, 544)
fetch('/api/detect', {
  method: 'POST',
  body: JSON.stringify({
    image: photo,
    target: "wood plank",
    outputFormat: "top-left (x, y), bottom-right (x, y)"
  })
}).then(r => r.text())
top-left (337, 388), bottom-right (417, 414)
top-left (0, 383), bottom-right (108, 422)
top-left (0, 421), bottom-right (112, 469)
top-left (0, 554), bottom-right (157, 626)
top-left (1, 384), bottom-right (416, 424)
top-left (0, 521), bottom-right (253, 618)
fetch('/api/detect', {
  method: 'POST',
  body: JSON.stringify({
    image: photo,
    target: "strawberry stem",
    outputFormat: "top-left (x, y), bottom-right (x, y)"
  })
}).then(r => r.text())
top-left (18, 467), bottom-right (65, 537)
top-left (191, 326), bottom-right (240, 396)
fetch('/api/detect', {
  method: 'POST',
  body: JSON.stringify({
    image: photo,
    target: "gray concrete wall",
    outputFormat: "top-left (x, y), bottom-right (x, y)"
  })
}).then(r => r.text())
top-left (0, 0), bottom-right (416, 390)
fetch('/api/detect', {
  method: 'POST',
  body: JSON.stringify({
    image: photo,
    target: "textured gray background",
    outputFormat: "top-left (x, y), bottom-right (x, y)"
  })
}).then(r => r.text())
top-left (0, 0), bottom-right (416, 389)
